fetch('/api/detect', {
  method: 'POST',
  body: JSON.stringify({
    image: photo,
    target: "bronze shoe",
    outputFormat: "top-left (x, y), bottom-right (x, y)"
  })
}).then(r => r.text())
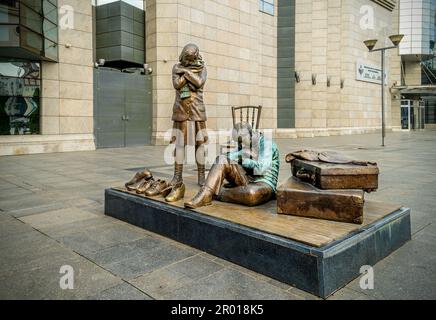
top-left (184, 186), bottom-right (214, 209)
top-left (125, 168), bottom-right (153, 191)
top-left (165, 182), bottom-right (185, 203)
top-left (136, 177), bottom-right (155, 194)
top-left (145, 179), bottom-right (168, 197)
top-left (125, 180), bottom-right (143, 192)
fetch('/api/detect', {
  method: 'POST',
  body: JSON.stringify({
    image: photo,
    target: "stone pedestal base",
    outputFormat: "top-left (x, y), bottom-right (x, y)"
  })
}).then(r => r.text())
top-left (105, 187), bottom-right (411, 298)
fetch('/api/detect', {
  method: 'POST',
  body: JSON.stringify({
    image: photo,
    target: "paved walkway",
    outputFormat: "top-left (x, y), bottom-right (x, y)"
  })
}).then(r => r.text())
top-left (0, 131), bottom-right (435, 300)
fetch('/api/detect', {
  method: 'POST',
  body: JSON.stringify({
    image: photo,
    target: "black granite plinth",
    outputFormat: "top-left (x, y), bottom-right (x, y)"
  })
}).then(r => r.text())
top-left (105, 188), bottom-right (411, 298)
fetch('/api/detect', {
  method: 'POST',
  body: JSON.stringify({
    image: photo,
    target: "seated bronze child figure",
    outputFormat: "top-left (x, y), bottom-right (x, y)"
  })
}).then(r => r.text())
top-left (184, 122), bottom-right (280, 209)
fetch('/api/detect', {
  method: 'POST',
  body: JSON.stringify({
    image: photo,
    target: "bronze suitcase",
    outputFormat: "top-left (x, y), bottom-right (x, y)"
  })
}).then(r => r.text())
top-left (277, 177), bottom-right (365, 224)
top-left (290, 159), bottom-right (379, 192)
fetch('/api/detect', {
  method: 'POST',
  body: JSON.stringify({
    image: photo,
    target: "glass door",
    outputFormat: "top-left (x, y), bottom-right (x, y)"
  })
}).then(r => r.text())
top-left (418, 101), bottom-right (425, 129)
top-left (401, 100), bottom-right (411, 130)
top-left (400, 100), bottom-right (425, 130)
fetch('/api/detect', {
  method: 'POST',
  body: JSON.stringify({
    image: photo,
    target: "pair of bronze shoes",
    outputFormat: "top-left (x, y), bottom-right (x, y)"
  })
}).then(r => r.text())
top-left (124, 168), bottom-right (185, 203)
top-left (125, 169), bottom-right (167, 197)
top-left (125, 168), bottom-right (153, 192)
top-left (143, 180), bottom-right (185, 203)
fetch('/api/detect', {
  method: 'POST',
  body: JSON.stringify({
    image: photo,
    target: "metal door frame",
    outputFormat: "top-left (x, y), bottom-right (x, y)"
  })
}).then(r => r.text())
top-left (400, 99), bottom-right (426, 131)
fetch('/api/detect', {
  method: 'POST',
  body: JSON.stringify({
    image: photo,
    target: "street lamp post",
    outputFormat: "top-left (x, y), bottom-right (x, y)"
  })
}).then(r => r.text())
top-left (364, 34), bottom-right (404, 147)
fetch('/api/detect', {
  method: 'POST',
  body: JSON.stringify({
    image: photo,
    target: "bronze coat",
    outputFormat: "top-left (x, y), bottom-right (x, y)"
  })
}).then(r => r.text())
top-left (171, 63), bottom-right (207, 122)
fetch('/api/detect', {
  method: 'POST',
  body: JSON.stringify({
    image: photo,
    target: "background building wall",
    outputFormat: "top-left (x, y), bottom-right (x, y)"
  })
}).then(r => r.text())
top-left (146, 0), bottom-right (277, 145)
top-left (0, 0), bottom-right (95, 155)
top-left (292, 0), bottom-right (401, 138)
top-left (41, 0), bottom-right (95, 147)
top-left (399, 0), bottom-right (436, 56)
top-left (390, 2), bottom-right (402, 130)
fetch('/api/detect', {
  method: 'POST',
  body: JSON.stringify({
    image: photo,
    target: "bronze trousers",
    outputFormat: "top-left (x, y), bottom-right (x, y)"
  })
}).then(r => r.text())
top-left (205, 155), bottom-right (274, 207)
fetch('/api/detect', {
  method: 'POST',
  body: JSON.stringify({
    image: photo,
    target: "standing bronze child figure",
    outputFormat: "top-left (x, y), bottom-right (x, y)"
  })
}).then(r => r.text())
top-left (165, 44), bottom-right (208, 202)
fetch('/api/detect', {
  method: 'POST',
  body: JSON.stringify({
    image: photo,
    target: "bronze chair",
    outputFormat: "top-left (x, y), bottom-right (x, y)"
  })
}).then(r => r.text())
top-left (232, 105), bottom-right (262, 130)
top-left (220, 105), bottom-right (263, 155)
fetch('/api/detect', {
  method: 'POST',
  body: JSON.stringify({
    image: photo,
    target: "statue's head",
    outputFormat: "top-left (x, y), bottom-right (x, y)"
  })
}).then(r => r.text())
top-left (179, 43), bottom-right (201, 67)
top-left (232, 122), bottom-right (254, 147)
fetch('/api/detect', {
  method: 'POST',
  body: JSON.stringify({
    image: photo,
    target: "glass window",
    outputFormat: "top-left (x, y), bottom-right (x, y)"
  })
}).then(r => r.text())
top-left (0, 61), bottom-right (40, 78)
top-left (20, 4), bottom-right (43, 34)
top-left (0, 61), bottom-right (40, 135)
top-left (259, 0), bottom-right (274, 15)
top-left (43, 19), bottom-right (57, 42)
top-left (44, 38), bottom-right (57, 61)
top-left (1, 0), bottom-right (58, 61)
top-left (21, 0), bottom-right (43, 14)
top-left (425, 99), bottom-right (436, 124)
top-left (43, 0), bottom-right (57, 24)
top-left (0, 25), bottom-right (20, 46)
top-left (0, 77), bottom-right (40, 96)
top-left (0, 1), bottom-right (19, 24)
top-left (20, 26), bottom-right (43, 55)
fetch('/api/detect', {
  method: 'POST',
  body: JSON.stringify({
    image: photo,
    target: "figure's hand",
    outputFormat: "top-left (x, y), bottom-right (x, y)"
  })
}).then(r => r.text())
top-left (174, 66), bottom-right (188, 74)
top-left (242, 158), bottom-right (256, 169)
top-left (243, 149), bottom-right (257, 159)
top-left (183, 69), bottom-right (194, 77)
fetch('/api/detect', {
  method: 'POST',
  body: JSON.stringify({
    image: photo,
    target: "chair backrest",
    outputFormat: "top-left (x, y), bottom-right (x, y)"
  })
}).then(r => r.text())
top-left (232, 105), bottom-right (262, 130)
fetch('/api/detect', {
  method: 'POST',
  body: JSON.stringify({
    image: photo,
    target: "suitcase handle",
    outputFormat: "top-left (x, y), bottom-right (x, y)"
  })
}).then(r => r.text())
top-left (295, 169), bottom-right (316, 184)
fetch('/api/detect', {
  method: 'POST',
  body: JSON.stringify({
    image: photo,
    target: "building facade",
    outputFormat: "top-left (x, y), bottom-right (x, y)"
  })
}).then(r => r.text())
top-left (393, 0), bottom-right (436, 129)
top-left (0, 0), bottom-right (434, 155)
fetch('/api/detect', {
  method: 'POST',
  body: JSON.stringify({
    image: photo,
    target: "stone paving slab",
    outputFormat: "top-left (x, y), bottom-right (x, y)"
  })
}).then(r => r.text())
top-left (44, 219), bottom-right (149, 256)
top-left (161, 268), bottom-right (302, 300)
top-left (87, 282), bottom-right (152, 300)
top-left (0, 254), bottom-right (123, 300)
top-left (91, 238), bottom-right (199, 280)
top-left (344, 237), bottom-right (436, 300)
top-left (129, 255), bottom-right (225, 299)
top-left (19, 207), bottom-right (100, 230)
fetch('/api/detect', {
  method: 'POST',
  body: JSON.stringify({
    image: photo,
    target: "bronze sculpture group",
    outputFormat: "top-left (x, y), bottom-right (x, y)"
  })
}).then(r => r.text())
top-left (125, 44), bottom-right (379, 223)
top-left (126, 44), bottom-right (279, 209)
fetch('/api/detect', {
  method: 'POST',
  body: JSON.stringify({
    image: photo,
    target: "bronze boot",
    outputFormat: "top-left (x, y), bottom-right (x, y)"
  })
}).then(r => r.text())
top-left (169, 163), bottom-right (183, 186)
top-left (184, 186), bottom-right (214, 209)
top-left (197, 164), bottom-right (205, 187)
top-left (163, 163), bottom-right (185, 202)
top-left (165, 181), bottom-right (186, 202)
